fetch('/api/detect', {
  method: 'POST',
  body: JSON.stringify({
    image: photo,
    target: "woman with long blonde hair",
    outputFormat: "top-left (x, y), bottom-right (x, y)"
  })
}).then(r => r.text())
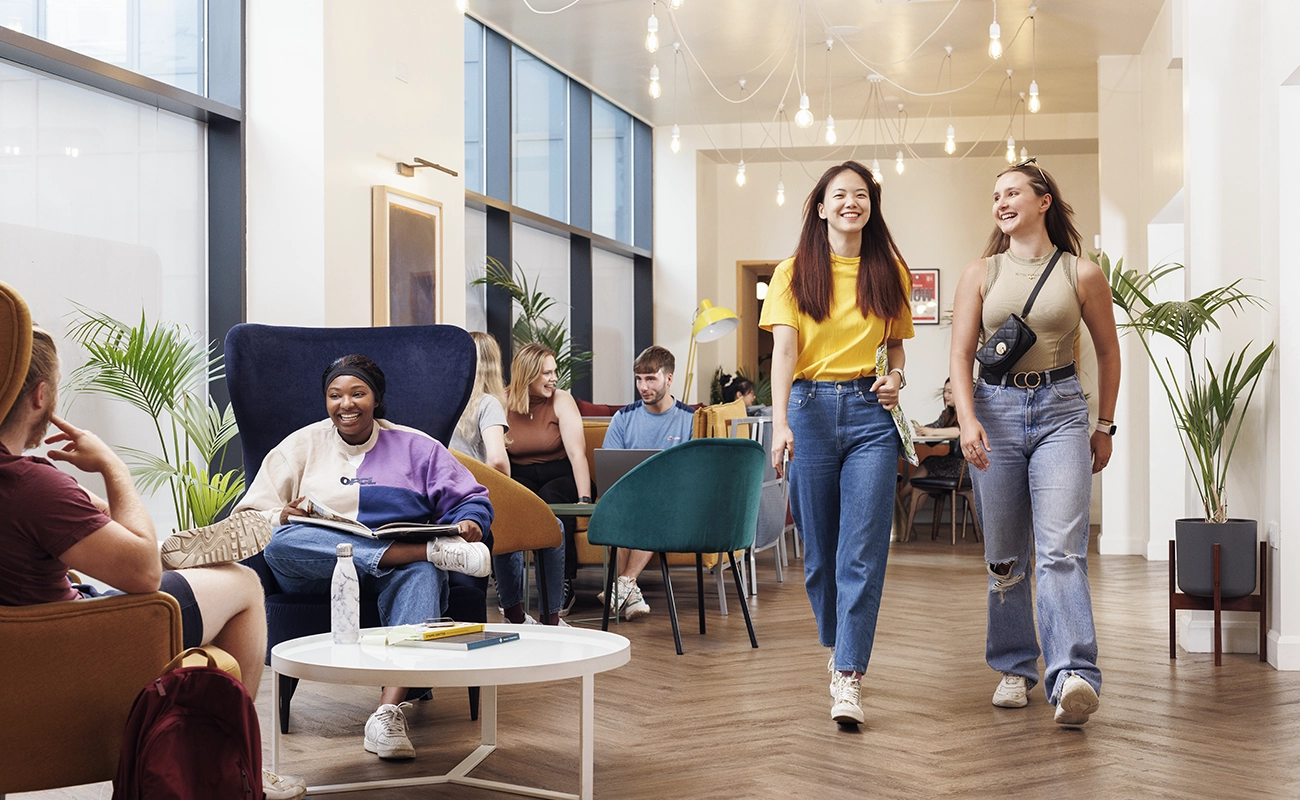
top-left (451, 332), bottom-right (510, 474)
top-left (505, 343), bottom-right (591, 617)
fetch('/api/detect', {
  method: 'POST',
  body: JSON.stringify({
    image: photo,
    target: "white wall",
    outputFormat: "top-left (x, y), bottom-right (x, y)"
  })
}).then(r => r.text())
top-left (247, 0), bottom-right (466, 328)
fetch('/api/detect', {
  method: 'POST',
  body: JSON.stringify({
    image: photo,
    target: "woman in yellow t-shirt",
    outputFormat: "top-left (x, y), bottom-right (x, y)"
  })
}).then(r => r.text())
top-left (760, 160), bottom-right (913, 727)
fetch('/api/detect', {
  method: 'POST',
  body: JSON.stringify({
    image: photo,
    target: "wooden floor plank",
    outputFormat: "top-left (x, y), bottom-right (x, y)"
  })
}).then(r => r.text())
top-left (16, 536), bottom-right (1300, 799)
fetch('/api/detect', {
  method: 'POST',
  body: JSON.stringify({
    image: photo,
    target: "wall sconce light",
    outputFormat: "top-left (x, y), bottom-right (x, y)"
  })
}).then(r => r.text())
top-left (396, 157), bottom-right (459, 178)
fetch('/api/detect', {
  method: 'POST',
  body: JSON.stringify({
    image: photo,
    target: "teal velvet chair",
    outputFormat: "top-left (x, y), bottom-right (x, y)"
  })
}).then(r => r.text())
top-left (585, 438), bottom-right (765, 654)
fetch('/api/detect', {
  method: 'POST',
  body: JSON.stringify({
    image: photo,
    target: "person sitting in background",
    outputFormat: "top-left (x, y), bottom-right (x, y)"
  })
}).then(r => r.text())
top-left (905, 378), bottom-right (964, 487)
top-left (0, 318), bottom-right (305, 800)
top-left (504, 343), bottom-right (591, 616)
top-left (451, 332), bottom-right (564, 625)
top-left (236, 353), bottom-right (493, 761)
top-left (598, 345), bottom-right (695, 620)
top-left (719, 372), bottom-right (771, 416)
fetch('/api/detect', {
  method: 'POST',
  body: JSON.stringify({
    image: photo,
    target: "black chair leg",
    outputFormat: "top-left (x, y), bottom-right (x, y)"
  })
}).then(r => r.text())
top-left (535, 549), bottom-right (550, 619)
top-left (727, 551), bottom-right (758, 649)
top-left (279, 674), bottom-right (299, 734)
top-left (696, 553), bottom-right (706, 635)
top-left (660, 553), bottom-right (683, 655)
top-left (468, 687), bottom-right (480, 721)
top-left (601, 546), bottom-right (618, 631)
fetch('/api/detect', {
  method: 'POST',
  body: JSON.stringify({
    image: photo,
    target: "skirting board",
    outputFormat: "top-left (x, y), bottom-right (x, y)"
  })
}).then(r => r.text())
top-left (1177, 611), bottom-right (1259, 654)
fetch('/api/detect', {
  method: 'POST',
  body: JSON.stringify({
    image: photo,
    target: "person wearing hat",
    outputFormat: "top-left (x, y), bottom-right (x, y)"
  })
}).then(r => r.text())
top-left (0, 281), bottom-right (306, 800)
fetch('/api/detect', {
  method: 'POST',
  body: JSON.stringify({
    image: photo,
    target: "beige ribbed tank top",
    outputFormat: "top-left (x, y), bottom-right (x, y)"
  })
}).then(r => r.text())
top-left (981, 250), bottom-right (1080, 373)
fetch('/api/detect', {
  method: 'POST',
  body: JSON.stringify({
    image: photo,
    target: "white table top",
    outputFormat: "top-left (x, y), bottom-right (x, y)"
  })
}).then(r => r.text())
top-left (271, 624), bottom-right (631, 688)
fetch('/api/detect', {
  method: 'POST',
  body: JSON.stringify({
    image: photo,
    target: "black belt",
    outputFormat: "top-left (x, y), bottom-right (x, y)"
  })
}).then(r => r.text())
top-left (980, 362), bottom-right (1076, 389)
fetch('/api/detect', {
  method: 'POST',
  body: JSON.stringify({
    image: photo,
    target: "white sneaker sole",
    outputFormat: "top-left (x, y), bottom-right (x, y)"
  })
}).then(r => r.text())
top-left (1054, 680), bottom-right (1099, 727)
top-left (623, 600), bottom-right (650, 620)
top-left (364, 737), bottom-right (416, 759)
top-left (161, 511), bottom-right (273, 570)
top-left (831, 700), bottom-right (865, 725)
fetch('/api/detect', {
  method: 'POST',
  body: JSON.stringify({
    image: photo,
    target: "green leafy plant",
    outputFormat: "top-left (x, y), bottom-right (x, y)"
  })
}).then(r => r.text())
top-left (65, 307), bottom-right (244, 531)
top-left (1101, 254), bottom-right (1275, 524)
top-left (471, 257), bottom-right (593, 390)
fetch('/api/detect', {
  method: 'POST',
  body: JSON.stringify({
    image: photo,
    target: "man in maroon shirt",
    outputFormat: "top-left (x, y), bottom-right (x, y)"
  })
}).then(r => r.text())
top-left (0, 300), bottom-right (304, 799)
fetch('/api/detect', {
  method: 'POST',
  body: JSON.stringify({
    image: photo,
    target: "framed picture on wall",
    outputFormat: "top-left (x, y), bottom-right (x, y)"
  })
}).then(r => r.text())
top-left (910, 268), bottom-right (940, 325)
top-left (372, 186), bottom-right (443, 326)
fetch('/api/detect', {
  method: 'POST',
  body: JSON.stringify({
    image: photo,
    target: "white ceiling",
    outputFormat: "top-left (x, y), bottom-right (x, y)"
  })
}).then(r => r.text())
top-left (468, 0), bottom-right (1166, 128)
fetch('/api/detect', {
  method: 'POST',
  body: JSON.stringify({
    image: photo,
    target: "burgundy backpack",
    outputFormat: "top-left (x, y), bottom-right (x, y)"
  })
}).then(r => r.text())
top-left (113, 648), bottom-right (263, 800)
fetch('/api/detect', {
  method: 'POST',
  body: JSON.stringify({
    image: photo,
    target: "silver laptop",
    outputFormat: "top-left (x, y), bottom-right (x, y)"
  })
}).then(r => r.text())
top-left (593, 448), bottom-right (659, 497)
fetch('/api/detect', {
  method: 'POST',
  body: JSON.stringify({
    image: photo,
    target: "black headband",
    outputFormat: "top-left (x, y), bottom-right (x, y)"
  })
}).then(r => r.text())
top-left (324, 366), bottom-right (380, 398)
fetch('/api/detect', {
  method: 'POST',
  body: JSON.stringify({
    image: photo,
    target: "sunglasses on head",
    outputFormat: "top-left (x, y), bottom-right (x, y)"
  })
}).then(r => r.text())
top-left (1006, 156), bottom-right (1048, 183)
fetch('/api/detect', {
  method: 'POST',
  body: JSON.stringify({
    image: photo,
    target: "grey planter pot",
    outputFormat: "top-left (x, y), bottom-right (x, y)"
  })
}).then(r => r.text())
top-left (1174, 518), bottom-right (1258, 597)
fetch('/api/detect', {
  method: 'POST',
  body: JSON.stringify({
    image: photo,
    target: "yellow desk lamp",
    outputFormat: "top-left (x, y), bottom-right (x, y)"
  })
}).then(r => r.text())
top-left (682, 299), bottom-right (739, 401)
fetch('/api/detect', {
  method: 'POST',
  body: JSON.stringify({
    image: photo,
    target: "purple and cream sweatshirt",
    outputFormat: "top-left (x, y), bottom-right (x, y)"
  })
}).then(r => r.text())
top-left (236, 419), bottom-right (493, 544)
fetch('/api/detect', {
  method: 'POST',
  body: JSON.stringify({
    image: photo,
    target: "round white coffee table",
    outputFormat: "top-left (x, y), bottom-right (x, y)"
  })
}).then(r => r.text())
top-left (271, 624), bottom-right (631, 800)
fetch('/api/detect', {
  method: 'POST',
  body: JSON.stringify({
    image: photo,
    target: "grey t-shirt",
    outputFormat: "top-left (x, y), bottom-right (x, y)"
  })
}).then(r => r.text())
top-left (450, 394), bottom-right (508, 463)
top-left (603, 399), bottom-right (695, 450)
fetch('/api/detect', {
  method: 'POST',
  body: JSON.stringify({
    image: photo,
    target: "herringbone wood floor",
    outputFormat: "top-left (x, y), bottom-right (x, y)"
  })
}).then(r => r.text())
top-left (18, 536), bottom-right (1300, 799)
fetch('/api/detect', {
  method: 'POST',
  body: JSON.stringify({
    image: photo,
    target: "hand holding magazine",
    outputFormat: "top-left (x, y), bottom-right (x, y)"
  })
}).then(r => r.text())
top-left (295, 494), bottom-right (461, 542)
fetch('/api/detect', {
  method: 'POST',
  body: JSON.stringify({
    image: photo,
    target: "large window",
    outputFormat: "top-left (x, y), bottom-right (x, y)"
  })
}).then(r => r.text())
top-left (0, 0), bottom-right (203, 94)
top-left (591, 95), bottom-right (632, 245)
top-left (512, 47), bottom-right (567, 222)
top-left (591, 247), bottom-right (635, 403)
top-left (463, 17), bottom-right (483, 195)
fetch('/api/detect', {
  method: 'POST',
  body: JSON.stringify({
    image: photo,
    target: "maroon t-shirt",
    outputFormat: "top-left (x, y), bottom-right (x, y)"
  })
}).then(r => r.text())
top-left (0, 442), bottom-right (111, 605)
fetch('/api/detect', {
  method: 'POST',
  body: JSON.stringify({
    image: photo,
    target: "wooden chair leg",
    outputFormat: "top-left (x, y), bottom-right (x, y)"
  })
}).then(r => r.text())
top-left (601, 546), bottom-right (618, 632)
top-left (661, 554), bottom-right (683, 655)
top-left (1213, 543), bottom-right (1222, 667)
top-left (950, 489), bottom-right (959, 545)
top-left (1169, 539), bottom-right (1178, 660)
top-left (727, 551), bottom-right (758, 649)
top-left (930, 494), bottom-right (946, 541)
top-left (696, 553), bottom-right (706, 635)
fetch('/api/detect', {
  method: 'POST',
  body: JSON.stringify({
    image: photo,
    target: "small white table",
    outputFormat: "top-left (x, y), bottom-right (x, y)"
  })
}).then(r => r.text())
top-left (270, 625), bottom-right (631, 800)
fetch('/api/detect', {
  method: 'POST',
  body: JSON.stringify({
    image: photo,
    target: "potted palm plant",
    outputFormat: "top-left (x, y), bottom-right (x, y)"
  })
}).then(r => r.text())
top-left (66, 307), bottom-right (244, 532)
top-left (1103, 256), bottom-right (1274, 597)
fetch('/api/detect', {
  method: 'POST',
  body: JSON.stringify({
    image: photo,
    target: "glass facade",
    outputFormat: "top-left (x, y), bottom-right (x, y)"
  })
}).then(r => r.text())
top-left (463, 18), bottom-right (483, 195)
top-left (0, 0), bottom-right (203, 95)
top-left (511, 46), bottom-right (567, 222)
top-left (591, 95), bottom-right (632, 245)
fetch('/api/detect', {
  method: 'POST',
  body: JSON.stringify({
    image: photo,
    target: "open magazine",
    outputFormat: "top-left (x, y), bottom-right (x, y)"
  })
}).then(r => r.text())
top-left (296, 494), bottom-right (461, 542)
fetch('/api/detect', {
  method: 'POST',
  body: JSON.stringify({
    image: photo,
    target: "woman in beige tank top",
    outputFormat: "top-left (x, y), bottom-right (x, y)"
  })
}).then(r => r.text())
top-left (949, 159), bottom-right (1121, 728)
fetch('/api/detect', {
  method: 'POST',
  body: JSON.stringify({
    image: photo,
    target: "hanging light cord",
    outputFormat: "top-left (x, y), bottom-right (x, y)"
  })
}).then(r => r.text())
top-left (521, 0), bottom-right (583, 14)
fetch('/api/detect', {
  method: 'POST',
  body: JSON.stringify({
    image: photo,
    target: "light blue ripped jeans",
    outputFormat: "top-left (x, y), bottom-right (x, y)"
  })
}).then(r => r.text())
top-left (970, 374), bottom-right (1100, 705)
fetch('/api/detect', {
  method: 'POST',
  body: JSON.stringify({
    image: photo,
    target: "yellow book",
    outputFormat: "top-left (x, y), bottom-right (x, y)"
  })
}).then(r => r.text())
top-left (413, 622), bottom-right (485, 641)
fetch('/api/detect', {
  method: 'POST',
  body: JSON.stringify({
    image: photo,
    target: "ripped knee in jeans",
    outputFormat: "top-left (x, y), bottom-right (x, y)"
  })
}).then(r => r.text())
top-left (987, 559), bottom-right (1023, 601)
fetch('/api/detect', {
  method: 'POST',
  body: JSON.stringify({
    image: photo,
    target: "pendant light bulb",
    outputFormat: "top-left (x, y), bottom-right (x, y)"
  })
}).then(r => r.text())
top-left (670, 0), bottom-right (684, 7)
top-left (1005, 135), bottom-right (1017, 164)
top-left (895, 150), bottom-right (905, 175)
top-left (1020, 146), bottom-right (1029, 161)
top-left (794, 94), bottom-right (814, 129)
top-left (670, 123), bottom-right (681, 154)
top-left (455, 0), bottom-right (468, 12)
top-left (1028, 80), bottom-right (1041, 113)
top-left (825, 115), bottom-right (837, 145)
top-left (648, 65), bottom-right (661, 99)
top-left (944, 124), bottom-right (957, 155)
top-left (988, 21), bottom-right (1003, 60)
top-left (736, 161), bottom-right (746, 187)
top-left (776, 180), bottom-right (786, 207)
top-left (871, 159), bottom-right (883, 183)
top-left (645, 12), bottom-right (659, 53)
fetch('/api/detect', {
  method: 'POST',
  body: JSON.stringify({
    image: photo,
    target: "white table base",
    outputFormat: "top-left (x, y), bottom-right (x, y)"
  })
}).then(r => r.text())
top-left (271, 672), bottom-right (597, 800)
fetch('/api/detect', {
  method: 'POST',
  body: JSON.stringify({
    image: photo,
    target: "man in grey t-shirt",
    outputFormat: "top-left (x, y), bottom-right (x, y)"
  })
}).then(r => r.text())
top-left (598, 345), bottom-right (694, 620)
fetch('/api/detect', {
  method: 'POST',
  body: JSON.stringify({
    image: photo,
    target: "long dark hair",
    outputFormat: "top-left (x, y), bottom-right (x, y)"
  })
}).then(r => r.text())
top-left (936, 378), bottom-right (958, 428)
top-left (718, 373), bottom-right (754, 403)
top-left (982, 161), bottom-right (1081, 257)
top-left (791, 161), bottom-right (909, 323)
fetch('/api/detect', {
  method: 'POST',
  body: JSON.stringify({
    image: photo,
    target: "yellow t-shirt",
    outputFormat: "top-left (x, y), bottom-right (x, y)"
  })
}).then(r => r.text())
top-left (759, 254), bottom-right (914, 381)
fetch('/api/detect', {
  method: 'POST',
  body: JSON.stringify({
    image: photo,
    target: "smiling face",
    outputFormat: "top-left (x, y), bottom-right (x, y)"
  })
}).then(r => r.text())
top-left (992, 171), bottom-right (1051, 237)
top-left (529, 355), bottom-right (559, 400)
top-left (817, 169), bottom-right (872, 237)
top-left (326, 375), bottom-right (377, 445)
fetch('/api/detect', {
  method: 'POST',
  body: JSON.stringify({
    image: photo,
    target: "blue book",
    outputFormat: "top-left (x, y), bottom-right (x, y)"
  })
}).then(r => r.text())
top-left (418, 630), bottom-right (521, 651)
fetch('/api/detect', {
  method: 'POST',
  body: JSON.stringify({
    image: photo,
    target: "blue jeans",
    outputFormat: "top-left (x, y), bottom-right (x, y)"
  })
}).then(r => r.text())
top-left (494, 520), bottom-right (565, 615)
top-left (787, 378), bottom-right (899, 674)
top-left (262, 523), bottom-right (448, 626)
top-left (970, 374), bottom-right (1100, 704)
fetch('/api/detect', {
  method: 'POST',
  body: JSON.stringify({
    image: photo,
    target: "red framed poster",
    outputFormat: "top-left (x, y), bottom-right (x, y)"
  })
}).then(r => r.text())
top-left (910, 269), bottom-right (940, 325)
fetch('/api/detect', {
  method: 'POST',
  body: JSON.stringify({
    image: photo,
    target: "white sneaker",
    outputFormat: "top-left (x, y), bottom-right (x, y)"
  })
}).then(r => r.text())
top-left (262, 769), bottom-right (307, 800)
top-left (620, 578), bottom-right (651, 620)
top-left (364, 702), bottom-right (416, 759)
top-left (992, 673), bottom-right (1029, 708)
top-left (426, 536), bottom-right (491, 577)
top-left (1054, 674), bottom-right (1099, 727)
top-left (160, 510), bottom-right (273, 570)
top-left (830, 672), bottom-right (865, 726)
top-left (827, 654), bottom-right (837, 699)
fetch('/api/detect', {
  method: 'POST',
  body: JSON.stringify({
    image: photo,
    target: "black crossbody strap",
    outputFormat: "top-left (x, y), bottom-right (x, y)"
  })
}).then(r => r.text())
top-left (1020, 249), bottom-right (1063, 318)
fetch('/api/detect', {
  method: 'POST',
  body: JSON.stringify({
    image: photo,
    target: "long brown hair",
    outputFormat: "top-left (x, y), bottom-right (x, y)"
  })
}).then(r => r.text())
top-left (505, 342), bottom-right (556, 415)
top-left (456, 331), bottom-right (509, 444)
top-left (982, 161), bottom-right (1082, 257)
top-left (790, 161), bottom-right (909, 323)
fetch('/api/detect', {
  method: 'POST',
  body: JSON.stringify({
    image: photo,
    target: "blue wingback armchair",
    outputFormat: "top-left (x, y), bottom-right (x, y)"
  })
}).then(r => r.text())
top-left (224, 322), bottom-right (486, 730)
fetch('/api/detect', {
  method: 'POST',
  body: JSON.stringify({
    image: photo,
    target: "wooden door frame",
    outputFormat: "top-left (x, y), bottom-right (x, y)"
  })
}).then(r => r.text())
top-left (736, 260), bottom-right (780, 378)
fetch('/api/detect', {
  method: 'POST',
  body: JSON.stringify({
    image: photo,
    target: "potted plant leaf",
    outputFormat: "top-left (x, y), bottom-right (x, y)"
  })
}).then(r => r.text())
top-left (1102, 255), bottom-right (1274, 597)
top-left (65, 307), bottom-right (244, 532)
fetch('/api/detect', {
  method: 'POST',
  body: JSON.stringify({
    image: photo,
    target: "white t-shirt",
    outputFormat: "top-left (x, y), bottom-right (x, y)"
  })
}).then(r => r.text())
top-left (450, 394), bottom-right (508, 463)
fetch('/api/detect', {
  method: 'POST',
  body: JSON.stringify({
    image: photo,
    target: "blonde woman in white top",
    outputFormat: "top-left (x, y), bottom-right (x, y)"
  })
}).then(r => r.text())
top-left (949, 158), bottom-right (1120, 728)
